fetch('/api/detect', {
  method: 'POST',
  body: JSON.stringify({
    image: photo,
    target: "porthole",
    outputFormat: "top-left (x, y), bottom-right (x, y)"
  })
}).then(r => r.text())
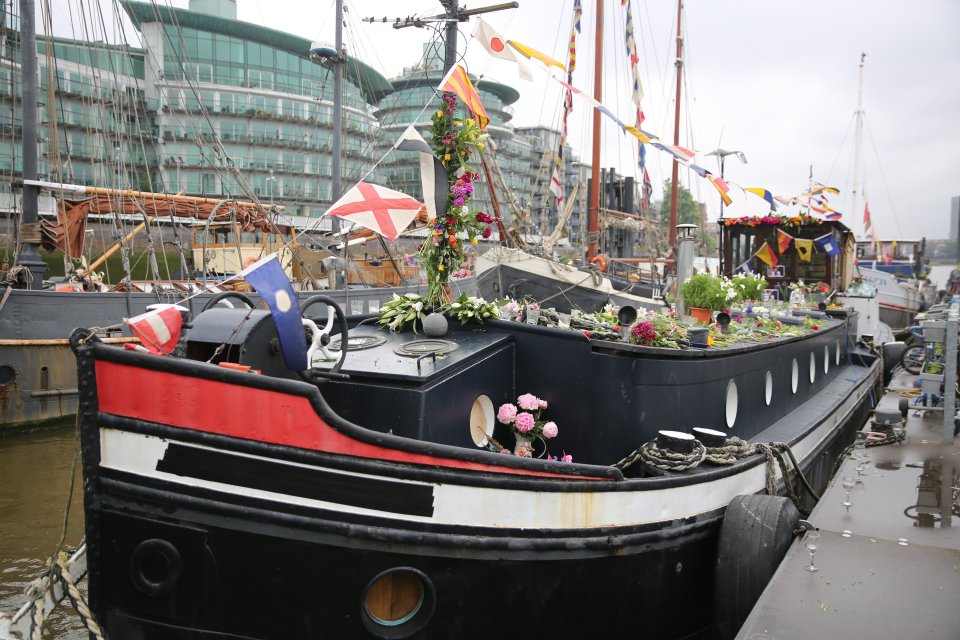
top-left (469, 395), bottom-right (495, 447)
top-left (809, 352), bottom-right (816, 383)
top-left (361, 568), bottom-right (435, 639)
top-left (129, 539), bottom-right (183, 597)
top-left (791, 359), bottom-right (799, 394)
top-left (0, 365), bottom-right (15, 386)
top-left (725, 380), bottom-right (739, 428)
top-left (836, 339), bottom-right (842, 365)
top-left (764, 371), bottom-right (773, 406)
top-left (824, 345), bottom-right (830, 373)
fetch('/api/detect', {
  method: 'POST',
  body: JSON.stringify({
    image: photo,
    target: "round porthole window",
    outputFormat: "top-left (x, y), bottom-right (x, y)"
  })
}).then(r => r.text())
top-left (809, 352), bottom-right (816, 383)
top-left (791, 359), bottom-right (799, 394)
top-left (824, 345), bottom-right (830, 373)
top-left (361, 568), bottom-right (435, 639)
top-left (764, 371), bottom-right (773, 406)
top-left (835, 340), bottom-right (842, 365)
top-left (725, 380), bottom-right (739, 428)
top-left (469, 395), bottom-right (495, 447)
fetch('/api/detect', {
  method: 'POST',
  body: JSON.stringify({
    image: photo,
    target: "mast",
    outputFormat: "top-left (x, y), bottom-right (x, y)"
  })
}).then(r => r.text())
top-left (586, 0), bottom-right (603, 261)
top-left (441, 1), bottom-right (459, 74)
top-left (668, 0), bottom-right (683, 249)
top-left (331, 0), bottom-right (344, 221)
top-left (851, 52), bottom-right (866, 237)
top-left (15, 0), bottom-right (47, 288)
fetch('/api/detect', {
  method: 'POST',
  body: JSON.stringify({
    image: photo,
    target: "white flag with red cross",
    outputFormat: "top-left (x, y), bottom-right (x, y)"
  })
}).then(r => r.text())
top-left (325, 181), bottom-right (423, 242)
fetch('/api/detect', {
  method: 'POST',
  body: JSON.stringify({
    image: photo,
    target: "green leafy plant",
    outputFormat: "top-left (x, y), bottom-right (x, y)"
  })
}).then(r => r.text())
top-left (679, 273), bottom-right (726, 311)
top-left (730, 273), bottom-right (768, 302)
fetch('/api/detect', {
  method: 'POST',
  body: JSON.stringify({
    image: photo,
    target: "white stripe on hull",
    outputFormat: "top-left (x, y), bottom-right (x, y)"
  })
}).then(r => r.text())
top-left (99, 368), bottom-right (873, 531)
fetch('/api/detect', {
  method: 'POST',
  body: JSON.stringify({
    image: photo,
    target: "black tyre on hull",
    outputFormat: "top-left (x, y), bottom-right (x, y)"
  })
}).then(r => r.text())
top-left (713, 494), bottom-right (801, 640)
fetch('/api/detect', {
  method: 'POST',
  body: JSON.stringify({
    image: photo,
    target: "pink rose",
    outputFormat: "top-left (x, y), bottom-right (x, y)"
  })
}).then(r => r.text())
top-left (561, 453), bottom-right (573, 463)
top-left (538, 399), bottom-right (548, 410)
top-left (517, 393), bottom-right (541, 411)
top-left (497, 403), bottom-right (517, 424)
top-left (514, 412), bottom-right (535, 432)
top-left (516, 447), bottom-right (529, 457)
top-left (541, 421), bottom-right (558, 438)
top-left (499, 448), bottom-right (510, 454)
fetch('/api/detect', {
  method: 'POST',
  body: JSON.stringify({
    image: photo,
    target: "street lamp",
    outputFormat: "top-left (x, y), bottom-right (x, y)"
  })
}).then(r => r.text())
top-left (706, 148), bottom-right (747, 276)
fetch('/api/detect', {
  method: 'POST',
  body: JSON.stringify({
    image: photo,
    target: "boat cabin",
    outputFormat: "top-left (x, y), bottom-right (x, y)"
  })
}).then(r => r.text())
top-left (719, 217), bottom-right (856, 294)
top-left (855, 239), bottom-right (926, 278)
top-left (191, 222), bottom-right (293, 277)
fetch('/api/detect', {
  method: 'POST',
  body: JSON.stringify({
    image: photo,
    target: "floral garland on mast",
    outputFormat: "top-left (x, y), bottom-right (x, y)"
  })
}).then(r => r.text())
top-left (421, 92), bottom-right (493, 307)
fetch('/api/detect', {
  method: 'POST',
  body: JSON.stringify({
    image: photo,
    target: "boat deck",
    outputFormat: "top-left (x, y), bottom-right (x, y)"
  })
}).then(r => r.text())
top-left (736, 371), bottom-right (960, 639)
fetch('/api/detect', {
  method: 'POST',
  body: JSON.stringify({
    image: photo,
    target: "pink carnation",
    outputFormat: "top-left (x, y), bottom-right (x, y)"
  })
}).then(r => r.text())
top-left (562, 453), bottom-right (573, 463)
top-left (542, 421), bottom-right (558, 438)
top-left (497, 403), bottom-right (517, 424)
top-left (514, 412), bottom-right (535, 432)
top-left (538, 399), bottom-right (548, 410)
top-left (517, 393), bottom-right (541, 411)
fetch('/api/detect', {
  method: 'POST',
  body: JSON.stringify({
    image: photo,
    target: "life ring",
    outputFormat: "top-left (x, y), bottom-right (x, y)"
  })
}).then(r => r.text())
top-left (589, 256), bottom-right (607, 272)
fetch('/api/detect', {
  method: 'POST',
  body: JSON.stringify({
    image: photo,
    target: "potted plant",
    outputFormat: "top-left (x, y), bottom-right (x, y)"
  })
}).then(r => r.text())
top-left (679, 274), bottom-right (725, 323)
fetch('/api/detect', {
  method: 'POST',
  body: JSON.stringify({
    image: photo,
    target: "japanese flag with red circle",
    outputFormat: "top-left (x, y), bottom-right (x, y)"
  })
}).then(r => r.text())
top-left (473, 18), bottom-right (532, 81)
top-left (126, 304), bottom-right (182, 355)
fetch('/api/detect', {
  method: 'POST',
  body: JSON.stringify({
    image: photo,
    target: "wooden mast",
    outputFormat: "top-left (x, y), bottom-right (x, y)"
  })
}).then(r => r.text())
top-left (586, 0), bottom-right (603, 260)
top-left (668, 0), bottom-right (683, 249)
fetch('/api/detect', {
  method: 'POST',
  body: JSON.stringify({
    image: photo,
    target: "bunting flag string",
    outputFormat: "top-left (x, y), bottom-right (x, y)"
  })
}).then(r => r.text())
top-left (795, 238), bottom-right (814, 262)
top-left (507, 40), bottom-right (566, 72)
top-left (776, 228), bottom-right (793, 253)
top-left (735, 258), bottom-right (757, 274)
top-left (814, 233), bottom-right (841, 257)
top-left (555, 0), bottom-right (582, 206)
top-left (473, 19), bottom-right (532, 81)
top-left (743, 187), bottom-right (777, 212)
top-left (754, 241), bottom-right (779, 267)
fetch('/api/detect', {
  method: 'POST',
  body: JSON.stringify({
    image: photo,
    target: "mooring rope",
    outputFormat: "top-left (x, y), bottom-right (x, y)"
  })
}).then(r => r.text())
top-left (613, 437), bottom-right (819, 514)
top-left (54, 552), bottom-right (106, 640)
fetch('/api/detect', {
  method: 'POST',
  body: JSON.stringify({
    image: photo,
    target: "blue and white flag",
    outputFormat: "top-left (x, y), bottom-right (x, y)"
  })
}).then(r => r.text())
top-left (239, 254), bottom-right (307, 371)
top-left (735, 259), bottom-right (757, 274)
top-left (814, 233), bottom-right (841, 257)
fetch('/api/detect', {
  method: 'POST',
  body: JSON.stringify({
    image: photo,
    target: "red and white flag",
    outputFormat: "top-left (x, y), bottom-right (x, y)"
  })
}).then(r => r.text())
top-left (125, 304), bottom-right (182, 355)
top-left (325, 181), bottom-right (423, 242)
top-left (549, 168), bottom-right (564, 204)
top-left (473, 18), bottom-right (532, 81)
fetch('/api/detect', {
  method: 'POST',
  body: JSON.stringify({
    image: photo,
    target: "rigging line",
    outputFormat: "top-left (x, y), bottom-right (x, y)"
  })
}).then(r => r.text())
top-left (863, 115), bottom-right (903, 238)
top-left (290, 25), bottom-right (446, 246)
top-left (149, 0), bottom-right (263, 208)
top-left (824, 114), bottom-right (853, 205)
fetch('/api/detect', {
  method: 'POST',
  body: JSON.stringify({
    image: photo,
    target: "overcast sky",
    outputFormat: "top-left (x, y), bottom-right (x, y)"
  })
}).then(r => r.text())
top-left (50, 0), bottom-right (960, 240)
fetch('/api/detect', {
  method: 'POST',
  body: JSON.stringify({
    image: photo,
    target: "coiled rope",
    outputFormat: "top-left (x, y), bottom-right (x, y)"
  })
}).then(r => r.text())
top-left (613, 437), bottom-right (819, 514)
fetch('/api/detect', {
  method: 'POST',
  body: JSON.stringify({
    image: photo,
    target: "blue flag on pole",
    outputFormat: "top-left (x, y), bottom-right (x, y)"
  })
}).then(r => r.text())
top-left (239, 254), bottom-right (307, 371)
top-left (814, 233), bottom-right (841, 257)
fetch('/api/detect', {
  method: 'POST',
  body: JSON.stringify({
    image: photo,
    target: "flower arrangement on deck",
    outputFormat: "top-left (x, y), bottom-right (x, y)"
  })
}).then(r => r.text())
top-left (723, 213), bottom-right (821, 228)
top-left (420, 92), bottom-right (493, 306)
top-left (497, 393), bottom-right (560, 458)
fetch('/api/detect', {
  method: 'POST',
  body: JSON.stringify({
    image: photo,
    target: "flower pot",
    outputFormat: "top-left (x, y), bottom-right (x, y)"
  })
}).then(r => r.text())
top-left (687, 327), bottom-right (709, 348)
top-left (513, 433), bottom-right (535, 457)
top-left (689, 306), bottom-right (712, 324)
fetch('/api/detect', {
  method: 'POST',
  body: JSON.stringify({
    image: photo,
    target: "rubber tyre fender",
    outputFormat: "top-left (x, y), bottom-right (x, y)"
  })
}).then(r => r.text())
top-left (713, 494), bottom-right (801, 640)
top-left (881, 341), bottom-right (908, 386)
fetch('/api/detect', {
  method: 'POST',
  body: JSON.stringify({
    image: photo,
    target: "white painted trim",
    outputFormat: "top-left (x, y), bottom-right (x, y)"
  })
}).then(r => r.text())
top-left (99, 366), bottom-right (875, 531)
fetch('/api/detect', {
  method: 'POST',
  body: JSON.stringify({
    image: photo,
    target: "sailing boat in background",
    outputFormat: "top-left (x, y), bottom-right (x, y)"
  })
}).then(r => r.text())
top-left (0, 0), bottom-right (458, 430)
top-left (474, 1), bottom-right (666, 313)
top-left (843, 54), bottom-right (935, 331)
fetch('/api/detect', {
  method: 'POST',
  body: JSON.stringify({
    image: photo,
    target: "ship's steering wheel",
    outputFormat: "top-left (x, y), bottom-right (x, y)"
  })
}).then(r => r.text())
top-left (299, 295), bottom-right (348, 378)
top-left (200, 291), bottom-right (256, 312)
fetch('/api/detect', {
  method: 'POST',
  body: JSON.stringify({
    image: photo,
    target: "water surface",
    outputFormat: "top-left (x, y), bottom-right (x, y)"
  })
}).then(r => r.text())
top-left (0, 425), bottom-right (86, 638)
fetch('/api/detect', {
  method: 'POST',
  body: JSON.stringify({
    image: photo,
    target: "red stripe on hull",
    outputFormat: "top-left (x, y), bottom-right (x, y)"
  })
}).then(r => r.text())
top-left (95, 361), bottom-right (596, 480)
